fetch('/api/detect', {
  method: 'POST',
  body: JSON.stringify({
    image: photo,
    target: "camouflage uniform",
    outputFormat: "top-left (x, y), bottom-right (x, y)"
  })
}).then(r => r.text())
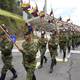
top-left (21, 38), bottom-right (38, 80)
top-left (38, 33), bottom-right (47, 68)
top-left (71, 31), bottom-right (76, 50)
top-left (66, 29), bottom-right (72, 53)
top-left (48, 31), bottom-right (58, 73)
top-left (59, 29), bottom-right (67, 61)
top-left (0, 35), bottom-right (17, 80)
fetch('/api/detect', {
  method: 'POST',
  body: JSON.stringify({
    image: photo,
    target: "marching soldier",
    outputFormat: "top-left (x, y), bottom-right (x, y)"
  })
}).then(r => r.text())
top-left (71, 29), bottom-right (76, 50)
top-left (20, 32), bottom-right (39, 80)
top-left (38, 31), bottom-right (47, 69)
top-left (67, 28), bottom-right (72, 53)
top-left (59, 29), bottom-right (67, 61)
top-left (48, 30), bottom-right (58, 73)
top-left (0, 32), bottom-right (17, 80)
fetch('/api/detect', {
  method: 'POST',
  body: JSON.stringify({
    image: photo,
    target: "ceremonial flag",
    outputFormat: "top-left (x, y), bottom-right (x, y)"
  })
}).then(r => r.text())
top-left (10, 34), bottom-right (17, 43)
top-left (50, 9), bottom-right (53, 16)
top-left (39, 11), bottom-right (45, 18)
top-left (21, 3), bottom-right (30, 10)
top-left (67, 18), bottom-right (70, 22)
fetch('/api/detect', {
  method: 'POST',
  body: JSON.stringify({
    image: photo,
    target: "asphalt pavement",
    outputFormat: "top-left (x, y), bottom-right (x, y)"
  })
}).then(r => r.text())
top-left (0, 46), bottom-right (80, 80)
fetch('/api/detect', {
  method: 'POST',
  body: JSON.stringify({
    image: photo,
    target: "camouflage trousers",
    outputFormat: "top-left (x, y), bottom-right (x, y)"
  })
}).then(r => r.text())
top-left (1, 55), bottom-right (13, 74)
top-left (49, 49), bottom-right (57, 69)
top-left (40, 48), bottom-right (46, 55)
top-left (60, 45), bottom-right (66, 59)
top-left (49, 49), bottom-right (57, 60)
top-left (23, 61), bottom-right (36, 80)
top-left (40, 48), bottom-right (46, 59)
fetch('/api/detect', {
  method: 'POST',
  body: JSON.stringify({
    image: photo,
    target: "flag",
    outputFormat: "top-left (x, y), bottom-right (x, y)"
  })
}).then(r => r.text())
top-left (10, 34), bottom-right (16, 43)
top-left (67, 18), bottom-right (70, 22)
top-left (31, 8), bottom-right (38, 17)
top-left (39, 11), bottom-right (45, 18)
top-left (21, 3), bottom-right (30, 10)
top-left (50, 9), bottom-right (53, 16)
top-left (29, 3), bottom-right (38, 17)
top-left (59, 16), bottom-right (62, 21)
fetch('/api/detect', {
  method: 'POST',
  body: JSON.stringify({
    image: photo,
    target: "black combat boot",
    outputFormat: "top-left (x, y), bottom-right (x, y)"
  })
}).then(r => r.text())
top-left (32, 73), bottom-right (36, 80)
top-left (10, 68), bottom-right (17, 80)
top-left (44, 56), bottom-right (47, 63)
top-left (49, 59), bottom-right (54, 73)
top-left (0, 73), bottom-right (6, 80)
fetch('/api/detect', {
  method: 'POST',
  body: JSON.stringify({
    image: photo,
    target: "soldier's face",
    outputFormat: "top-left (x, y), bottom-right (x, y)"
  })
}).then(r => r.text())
top-left (24, 35), bottom-right (31, 41)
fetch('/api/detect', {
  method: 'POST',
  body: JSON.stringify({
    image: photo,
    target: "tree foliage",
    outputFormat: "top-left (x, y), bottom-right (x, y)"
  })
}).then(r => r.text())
top-left (0, 0), bottom-right (23, 34)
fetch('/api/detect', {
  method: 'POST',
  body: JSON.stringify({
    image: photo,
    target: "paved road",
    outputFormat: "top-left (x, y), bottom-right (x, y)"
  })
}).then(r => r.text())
top-left (0, 47), bottom-right (80, 80)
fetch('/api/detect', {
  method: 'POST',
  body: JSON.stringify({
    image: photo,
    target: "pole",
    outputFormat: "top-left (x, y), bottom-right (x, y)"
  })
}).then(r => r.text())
top-left (0, 25), bottom-right (21, 51)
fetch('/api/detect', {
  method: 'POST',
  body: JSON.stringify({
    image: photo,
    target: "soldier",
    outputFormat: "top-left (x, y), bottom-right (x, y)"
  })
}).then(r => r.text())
top-left (0, 32), bottom-right (17, 80)
top-left (71, 29), bottom-right (76, 50)
top-left (67, 27), bottom-right (72, 53)
top-left (48, 30), bottom-right (58, 73)
top-left (59, 29), bottom-right (67, 61)
top-left (38, 31), bottom-right (47, 69)
top-left (20, 32), bottom-right (39, 80)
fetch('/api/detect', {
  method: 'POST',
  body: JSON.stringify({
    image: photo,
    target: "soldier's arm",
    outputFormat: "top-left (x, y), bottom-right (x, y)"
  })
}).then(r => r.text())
top-left (19, 49), bottom-right (25, 54)
top-left (9, 41), bottom-right (14, 50)
top-left (21, 41), bottom-right (27, 54)
top-left (0, 46), bottom-right (5, 51)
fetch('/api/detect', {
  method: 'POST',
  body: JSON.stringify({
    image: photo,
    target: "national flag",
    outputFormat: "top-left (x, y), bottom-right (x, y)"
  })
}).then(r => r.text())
top-left (21, 3), bottom-right (30, 10)
top-left (50, 9), bottom-right (53, 16)
top-left (59, 16), bottom-right (62, 21)
top-left (39, 11), bottom-right (45, 18)
top-left (67, 18), bottom-right (70, 22)
top-left (10, 34), bottom-right (16, 43)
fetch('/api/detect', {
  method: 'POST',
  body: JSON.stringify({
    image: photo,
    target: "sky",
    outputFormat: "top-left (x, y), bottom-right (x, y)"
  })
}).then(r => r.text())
top-left (22, 0), bottom-right (80, 26)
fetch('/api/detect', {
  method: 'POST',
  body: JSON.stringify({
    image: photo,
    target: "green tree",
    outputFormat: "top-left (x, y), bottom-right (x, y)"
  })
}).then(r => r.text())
top-left (0, 0), bottom-right (23, 35)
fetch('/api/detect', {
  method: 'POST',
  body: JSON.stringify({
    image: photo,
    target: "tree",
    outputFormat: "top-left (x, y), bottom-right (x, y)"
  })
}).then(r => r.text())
top-left (0, 0), bottom-right (23, 35)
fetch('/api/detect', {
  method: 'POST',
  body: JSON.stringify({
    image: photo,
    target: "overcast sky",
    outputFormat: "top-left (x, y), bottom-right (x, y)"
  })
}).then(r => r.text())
top-left (22, 0), bottom-right (80, 26)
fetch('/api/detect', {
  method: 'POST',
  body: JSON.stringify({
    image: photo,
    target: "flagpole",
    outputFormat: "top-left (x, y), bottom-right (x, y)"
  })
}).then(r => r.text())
top-left (0, 25), bottom-right (21, 51)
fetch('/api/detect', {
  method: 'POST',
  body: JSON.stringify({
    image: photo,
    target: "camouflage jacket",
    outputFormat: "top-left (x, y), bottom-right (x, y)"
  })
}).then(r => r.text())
top-left (48, 36), bottom-right (58, 50)
top-left (38, 37), bottom-right (47, 49)
top-left (0, 39), bottom-right (13, 56)
top-left (59, 32), bottom-right (67, 46)
top-left (22, 40), bottom-right (38, 63)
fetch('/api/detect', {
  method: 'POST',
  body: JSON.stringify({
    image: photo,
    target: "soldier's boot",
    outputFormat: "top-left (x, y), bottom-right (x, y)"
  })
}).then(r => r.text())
top-left (49, 59), bottom-right (54, 73)
top-left (32, 74), bottom-right (36, 80)
top-left (0, 73), bottom-right (6, 80)
top-left (10, 68), bottom-right (17, 80)
top-left (44, 56), bottom-right (47, 63)
top-left (38, 57), bottom-right (43, 69)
